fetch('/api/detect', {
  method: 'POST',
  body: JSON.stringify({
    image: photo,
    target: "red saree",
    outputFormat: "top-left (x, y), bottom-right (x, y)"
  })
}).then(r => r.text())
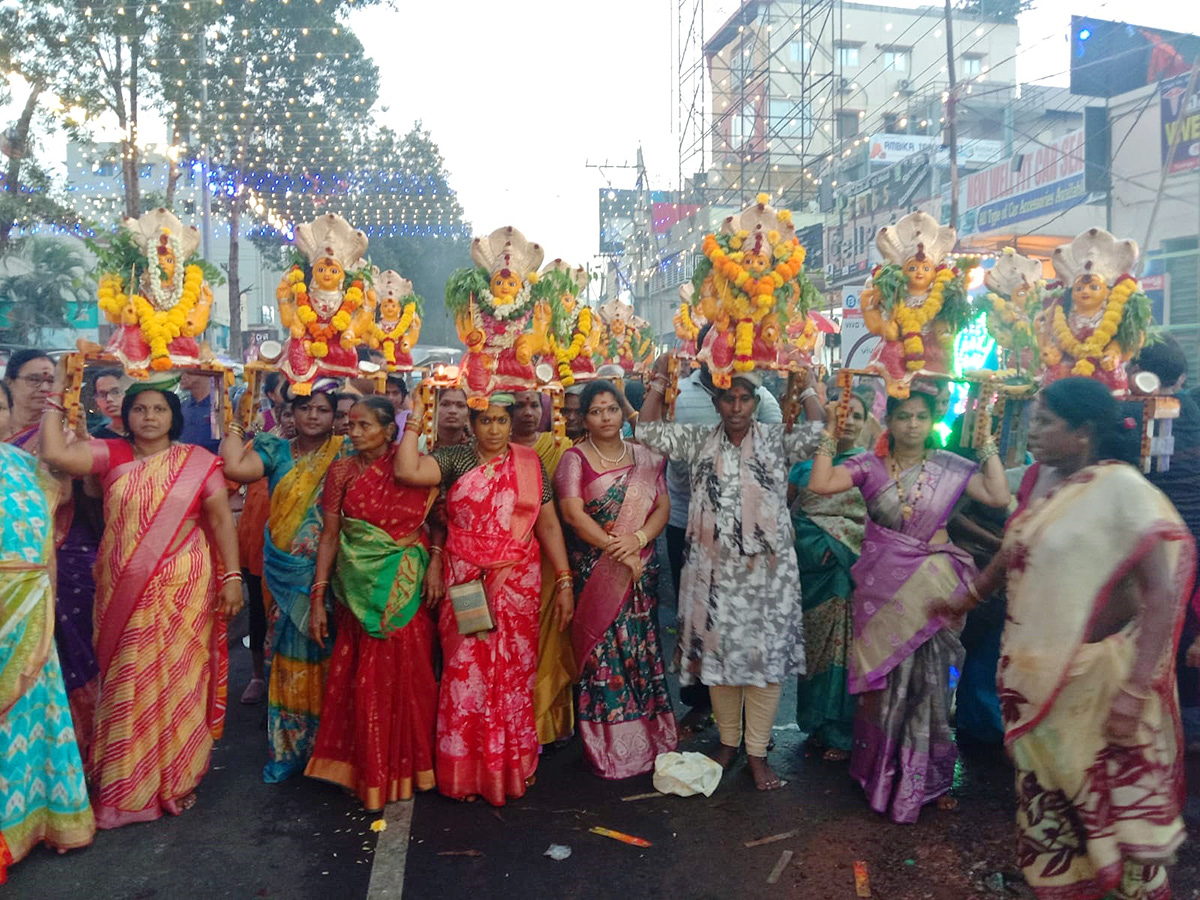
top-left (89, 441), bottom-right (228, 829)
top-left (437, 444), bottom-right (543, 806)
top-left (305, 448), bottom-right (438, 810)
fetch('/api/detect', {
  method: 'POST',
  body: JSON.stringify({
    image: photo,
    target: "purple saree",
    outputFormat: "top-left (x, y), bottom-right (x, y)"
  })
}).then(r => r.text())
top-left (555, 445), bottom-right (678, 779)
top-left (841, 450), bottom-right (978, 823)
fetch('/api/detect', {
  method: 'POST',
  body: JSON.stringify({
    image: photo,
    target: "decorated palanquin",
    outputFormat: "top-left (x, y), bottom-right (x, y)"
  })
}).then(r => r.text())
top-left (276, 213), bottom-right (377, 394)
top-left (444, 225), bottom-right (562, 408)
top-left (541, 258), bottom-right (596, 386)
top-left (366, 268), bottom-right (423, 371)
top-left (1036, 228), bottom-right (1153, 395)
top-left (94, 208), bottom-right (216, 374)
top-left (687, 193), bottom-right (819, 388)
top-left (594, 298), bottom-right (655, 374)
top-left (980, 247), bottom-right (1044, 377)
top-left (859, 211), bottom-right (975, 397)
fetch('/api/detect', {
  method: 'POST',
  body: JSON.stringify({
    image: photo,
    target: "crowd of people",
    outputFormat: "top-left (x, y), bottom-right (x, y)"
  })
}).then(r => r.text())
top-left (2, 334), bottom-right (1199, 899)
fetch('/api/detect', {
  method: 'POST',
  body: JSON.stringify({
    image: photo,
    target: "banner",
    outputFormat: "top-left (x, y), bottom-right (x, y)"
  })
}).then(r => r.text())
top-left (1160, 74), bottom-right (1200, 176)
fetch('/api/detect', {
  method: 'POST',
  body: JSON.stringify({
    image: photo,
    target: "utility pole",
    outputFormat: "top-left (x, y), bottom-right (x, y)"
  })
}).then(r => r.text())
top-left (943, 0), bottom-right (959, 231)
top-left (199, 31), bottom-right (212, 263)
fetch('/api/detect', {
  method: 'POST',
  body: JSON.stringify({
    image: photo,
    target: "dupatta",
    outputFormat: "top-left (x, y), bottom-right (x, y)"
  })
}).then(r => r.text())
top-left (262, 435), bottom-right (344, 635)
top-left (0, 445), bottom-right (56, 718)
top-left (569, 444), bottom-right (663, 667)
top-left (331, 449), bottom-right (436, 638)
top-left (999, 462), bottom-right (1197, 743)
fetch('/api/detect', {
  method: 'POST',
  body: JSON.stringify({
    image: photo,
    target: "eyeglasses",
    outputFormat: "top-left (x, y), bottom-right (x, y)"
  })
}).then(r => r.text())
top-left (17, 374), bottom-right (54, 387)
top-left (96, 388), bottom-right (125, 400)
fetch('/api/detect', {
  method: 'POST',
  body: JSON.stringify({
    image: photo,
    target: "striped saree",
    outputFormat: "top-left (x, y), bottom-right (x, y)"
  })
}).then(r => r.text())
top-left (89, 440), bottom-right (228, 829)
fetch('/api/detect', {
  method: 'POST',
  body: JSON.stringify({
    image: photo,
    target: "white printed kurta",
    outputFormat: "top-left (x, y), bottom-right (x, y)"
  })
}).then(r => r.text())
top-left (639, 421), bottom-right (821, 687)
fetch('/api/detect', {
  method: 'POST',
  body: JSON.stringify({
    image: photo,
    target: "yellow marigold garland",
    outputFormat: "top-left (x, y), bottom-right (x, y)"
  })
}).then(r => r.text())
top-left (1049, 276), bottom-right (1135, 376)
top-left (555, 307), bottom-right (593, 385)
top-left (131, 264), bottom-right (205, 370)
top-left (892, 266), bottom-right (954, 372)
top-left (677, 302), bottom-right (699, 341)
top-left (380, 302), bottom-right (418, 366)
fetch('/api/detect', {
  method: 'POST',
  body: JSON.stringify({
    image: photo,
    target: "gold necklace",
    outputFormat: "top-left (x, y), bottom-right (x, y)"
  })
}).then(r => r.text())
top-left (888, 450), bottom-right (928, 521)
top-left (588, 436), bottom-right (628, 467)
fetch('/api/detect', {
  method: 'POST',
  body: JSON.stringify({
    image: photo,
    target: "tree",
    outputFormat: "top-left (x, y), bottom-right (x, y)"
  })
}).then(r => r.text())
top-left (0, 236), bottom-right (96, 344)
top-left (158, 0), bottom-right (381, 357)
top-left (956, 0), bottom-right (1033, 23)
top-left (247, 123), bottom-right (473, 348)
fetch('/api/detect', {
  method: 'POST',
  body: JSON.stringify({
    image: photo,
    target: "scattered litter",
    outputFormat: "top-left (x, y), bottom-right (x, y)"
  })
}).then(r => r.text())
top-left (437, 850), bottom-right (484, 857)
top-left (652, 751), bottom-right (723, 797)
top-left (853, 860), bottom-right (871, 898)
top-left (588, 827), bottom-right (652, 848)
top-left (543, 844), bottom-right (572, 861)
top-left (904, 859), bottom-right (915, 866)
top-left (743, 828), bottom-right (799, 849)
top-left (621, 792), bottom-right (662, 802)
top-left (370, 819), bottom-right (387, 833)
top-left (766, 849), bottom-right (794, 885)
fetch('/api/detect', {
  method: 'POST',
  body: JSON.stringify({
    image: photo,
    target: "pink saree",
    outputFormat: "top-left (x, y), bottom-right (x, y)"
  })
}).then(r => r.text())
top-left (436, 444), bottom-right (543, 806)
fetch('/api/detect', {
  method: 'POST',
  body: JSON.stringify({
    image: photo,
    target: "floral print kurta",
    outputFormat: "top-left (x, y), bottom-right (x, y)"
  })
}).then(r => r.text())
top-left (639, 421), bottom-right (822, 687)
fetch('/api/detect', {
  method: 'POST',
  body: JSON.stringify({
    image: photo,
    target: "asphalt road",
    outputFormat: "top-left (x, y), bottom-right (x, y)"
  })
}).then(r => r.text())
top-left (11, 582), bottom-right (1200, 900)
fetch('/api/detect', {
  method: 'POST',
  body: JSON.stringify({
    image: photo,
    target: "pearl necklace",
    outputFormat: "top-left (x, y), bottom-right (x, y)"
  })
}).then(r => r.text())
top-left (589, 437), bottom-right (628, 467)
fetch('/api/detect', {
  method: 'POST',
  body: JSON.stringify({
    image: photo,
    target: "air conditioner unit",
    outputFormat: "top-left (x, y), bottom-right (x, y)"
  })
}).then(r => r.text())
top-left (896, 78), bottom-right (912, 93)
top-left (837, 76), bottom-right (852, 92)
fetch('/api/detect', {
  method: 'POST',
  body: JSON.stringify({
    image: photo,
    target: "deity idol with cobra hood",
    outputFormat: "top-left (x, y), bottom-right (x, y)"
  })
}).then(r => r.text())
top-left (276, 213), bottom-right (376, 394)
top-left (1036, 228), bottom-right (1154, 394)
top-left (93, 208), bottom-right (215, 373)
top-left (366, 268), bottom-right (423, 371)
top-left (859, 211), bottom-right (974, 397)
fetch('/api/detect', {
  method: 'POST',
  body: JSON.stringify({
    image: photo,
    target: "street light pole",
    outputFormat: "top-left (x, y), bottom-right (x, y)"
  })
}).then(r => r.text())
top-left (943, 0), bottom-right (959, 232)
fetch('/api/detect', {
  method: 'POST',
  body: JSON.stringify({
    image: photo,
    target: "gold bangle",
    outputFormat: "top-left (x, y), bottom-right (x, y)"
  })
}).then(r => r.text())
top-left (429, 546), bottom-right (444, 555)
top-left (634, 529), bottom-right (648, 549)
top-left (817, 431), bottom-right (838, 457)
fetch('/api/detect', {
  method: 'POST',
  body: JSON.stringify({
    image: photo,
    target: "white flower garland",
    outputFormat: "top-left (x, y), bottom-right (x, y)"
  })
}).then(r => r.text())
top-left (479, 280), bottom-right (532, 321)
top-left (146, 230), bottom-right (185, 311)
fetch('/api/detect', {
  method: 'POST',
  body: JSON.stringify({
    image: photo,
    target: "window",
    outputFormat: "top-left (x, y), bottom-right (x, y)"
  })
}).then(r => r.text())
top-left (733, 44), bottom-right (753, 84)
top-left (788, 40), bottom-right (811, 64)
top-left (837, 111), bottom-right (861, 140)
top-left (730, 103), bottom-right (757, 145)
top-left (882, 48), bottom-right (910, 72)
top-left (961, 55), bottom-right (983, 77)
top-left (769, 99), bottom-right (813, 140)
top-left (835, 44), bottom-right (860, 67)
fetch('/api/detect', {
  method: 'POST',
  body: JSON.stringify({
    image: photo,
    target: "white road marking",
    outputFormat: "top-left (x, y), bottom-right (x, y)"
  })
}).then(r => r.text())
top-left (366, 799), bottom-right (415, 899)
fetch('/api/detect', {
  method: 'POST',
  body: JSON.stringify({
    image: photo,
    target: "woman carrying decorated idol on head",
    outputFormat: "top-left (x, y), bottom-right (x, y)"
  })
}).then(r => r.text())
top-left (394, 388), bottom-right (574, 806)
top-left (40, 365), bottom-right (242, 828)
top-left (221, 378), bottom-right (347, 783)
top-left (806, 380), bottom-right (1010, 823)
top-left (304, 396), bottom-right (439, 810)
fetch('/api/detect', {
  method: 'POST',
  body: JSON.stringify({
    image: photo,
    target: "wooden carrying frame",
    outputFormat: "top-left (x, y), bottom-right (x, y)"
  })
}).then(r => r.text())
top-left (63, 351), bottom-right (233, 440)
top-left (417, 365), bottom-right (567, 439)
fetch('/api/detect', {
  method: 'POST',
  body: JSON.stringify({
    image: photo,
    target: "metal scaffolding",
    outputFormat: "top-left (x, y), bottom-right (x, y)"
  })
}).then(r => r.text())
top-left (675, 0), bottom-right (844, 212)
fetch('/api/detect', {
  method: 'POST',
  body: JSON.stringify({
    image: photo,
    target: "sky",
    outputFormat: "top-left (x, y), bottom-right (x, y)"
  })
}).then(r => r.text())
top-left (6, 0), bottom-right (1199, 270)
top-left (348, 0), bottom-right (1197, 270)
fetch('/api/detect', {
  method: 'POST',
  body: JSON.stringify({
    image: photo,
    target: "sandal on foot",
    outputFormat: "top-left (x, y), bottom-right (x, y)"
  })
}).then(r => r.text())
top-left (240, 677), bottom-right (266, 705)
